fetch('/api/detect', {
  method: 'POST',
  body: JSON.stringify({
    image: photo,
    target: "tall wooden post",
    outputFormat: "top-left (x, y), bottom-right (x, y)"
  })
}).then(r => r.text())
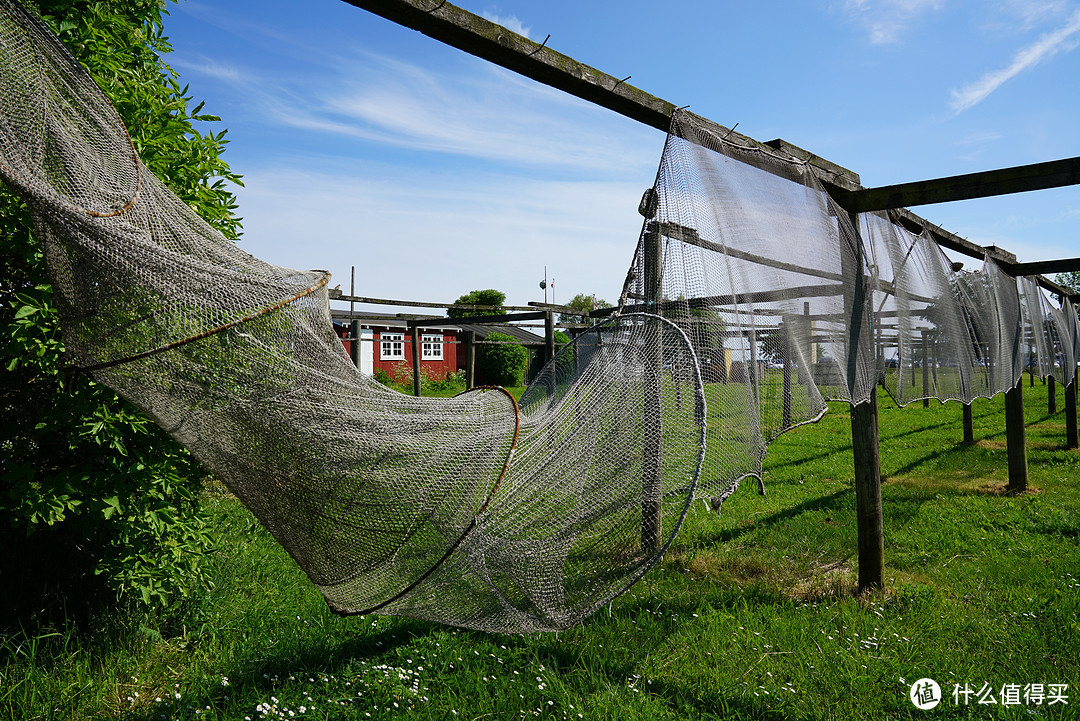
top-left (544, 310), bottom-right (555, 367)
top-left (411, 324), bottom-right (422, 397)
top-left (852, 392), bottom-right (883, 591)
top-left (641, 223), bottom-right (663, 554)
top-left (1066, 378), bottom-right (1078, 449)
top-left (781, 320), bottom-right (792, 428)
top-left (465, 330), bottom-right (476, 389)
top-left (845, 210), bottom-right (883, 592)
top-left (921, 331), bottom-right (930, 408)
top-left (1005, 378), bottom-right (1027, 492)
top-left (350, 319), bottom-right (361, 368)
top-left (962, 402), bottom-right (974, 443)
top-left (1049, 374), bottom-right (1057, 414)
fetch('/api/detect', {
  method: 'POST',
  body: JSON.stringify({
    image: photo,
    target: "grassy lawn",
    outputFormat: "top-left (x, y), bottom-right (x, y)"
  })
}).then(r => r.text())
top-left (2, 379), bottom-right (1078, 720)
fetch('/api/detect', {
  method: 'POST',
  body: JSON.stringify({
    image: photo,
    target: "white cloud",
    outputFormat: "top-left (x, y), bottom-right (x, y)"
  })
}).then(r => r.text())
top-left (176, 45), bottom-right (656, 175)
top-left (840, 0), bottom-right (944, 44)
top-left (480, 11), bottom-right (532, 39)
top-left (232, 164), bottom-right (647, 308)
top-left (949, 8), bottom-right (1080, 114)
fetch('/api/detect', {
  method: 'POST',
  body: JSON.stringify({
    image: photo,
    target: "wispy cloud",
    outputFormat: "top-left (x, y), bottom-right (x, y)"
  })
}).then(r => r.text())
top-left (949, 8), bottom-right (1080, 114)
top-left (840, 0), bottom-right (943, 44)
top-left (480, 11), bottom-right (532, 39)
top-left (177, 45), bottom-right (657, 175)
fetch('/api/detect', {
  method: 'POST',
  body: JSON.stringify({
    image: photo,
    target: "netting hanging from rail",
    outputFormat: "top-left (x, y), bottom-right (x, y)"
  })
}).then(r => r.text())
top-left (0, 0), bottom-right (706, 633)
top-left (623, 110), bottom-right (1079, 503)
top-left (3, 1), bottom-right (1078, 633)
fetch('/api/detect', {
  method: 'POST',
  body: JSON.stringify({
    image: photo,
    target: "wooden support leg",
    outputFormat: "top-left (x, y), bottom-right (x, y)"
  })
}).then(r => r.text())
top-left (962, 402), bottom-right (974, 444)
top-left (350, 320), bottom-right (360, 367)
top-left (1005, 379), bottom-right (1027, 492)
top-left (851, 392), bottom-right (883, 591)
top-left (465, 330), bottom-right (476, 389)
top-left (1049, 374), bottom-right (1056, 414)
top-left (1066, 378), bottom-right (1078, 450)
top-left (411, 325), bottom-right (422, 397)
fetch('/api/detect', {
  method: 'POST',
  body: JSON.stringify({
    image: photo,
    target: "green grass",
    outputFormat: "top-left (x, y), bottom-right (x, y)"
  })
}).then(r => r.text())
top-left (2, 380), bottom-right (1078, 720)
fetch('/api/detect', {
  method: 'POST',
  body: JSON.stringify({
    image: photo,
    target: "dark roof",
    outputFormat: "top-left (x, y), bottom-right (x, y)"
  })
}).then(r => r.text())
top-left (330, 311), bottom-right (542, 344)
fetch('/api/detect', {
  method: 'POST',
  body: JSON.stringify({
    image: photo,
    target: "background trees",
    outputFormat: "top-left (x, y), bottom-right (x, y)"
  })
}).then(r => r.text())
top-left (447, 289), bottom-right (505, 319)
top-left (1, 0), bottom-right (243, 622)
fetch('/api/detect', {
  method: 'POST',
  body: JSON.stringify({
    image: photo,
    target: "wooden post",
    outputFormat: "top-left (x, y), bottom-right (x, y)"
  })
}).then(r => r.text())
top-left (350, 320), bottom-right (361, 368)
top-left (465, 330), bottom-right (476, 389)
top-left (1049, 374), bottom-right (1057, 414)
top-left (844, 210), bottom-right (883, 592)
top-left (411, 324), bottom-right (422, 397)
top-left (544, 310), bottom-right (555, 367)
top-left (781, 320), bottom-right (792, 428)
top-left (1005, 378), bottom-right (1027, 492)
top-left (641, 223), bottom-right (663, 554)
top-left (921, 331), bottom-right (930, 408)
top-left (962, 402), bottom-right (974, 443)
top-left (1066, 378), bottom-right (1078, 449)
top-left (851, 392), bottom-right (883, 591)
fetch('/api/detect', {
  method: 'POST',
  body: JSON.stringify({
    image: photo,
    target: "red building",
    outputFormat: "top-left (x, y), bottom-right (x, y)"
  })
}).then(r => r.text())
top-left (333, 315), bottom-right (459, 381)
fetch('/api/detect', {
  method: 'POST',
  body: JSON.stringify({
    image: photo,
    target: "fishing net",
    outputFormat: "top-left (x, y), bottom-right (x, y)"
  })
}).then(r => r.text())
top-left (2, 2), bottom-right (1077, 632)
top-left (623, 110), bottom-right (1079, 502)
top-left (0, 0), bottom-right (705, 633)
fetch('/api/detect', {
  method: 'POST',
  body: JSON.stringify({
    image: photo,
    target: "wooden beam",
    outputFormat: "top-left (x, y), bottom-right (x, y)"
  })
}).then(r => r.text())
top-left (330, 291), bottom-right (536, 313)
top-left (1007, 258), bottom-right (1080, 277)
top-left (339, 0), bottom-right (861, 192)
top-left (341, 1), bottom-right (1074, 333)
top-left (833, 157), bottom-right (1080, 213)
top-left (408, 311), bottom-right (548, 326)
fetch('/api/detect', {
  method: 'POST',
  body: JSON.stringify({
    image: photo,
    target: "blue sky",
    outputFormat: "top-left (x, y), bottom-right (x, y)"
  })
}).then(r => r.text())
top-left (162, 0), bottom-right (1080, 309)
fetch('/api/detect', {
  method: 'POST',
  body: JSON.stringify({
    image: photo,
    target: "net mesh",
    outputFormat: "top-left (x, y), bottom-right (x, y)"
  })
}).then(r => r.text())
top-left (2, 4), bottom-right (1078, 632)
top-left (623, 110), bottom-right (1079, 502)
top-left (0, 0), bottom-right (705, 633)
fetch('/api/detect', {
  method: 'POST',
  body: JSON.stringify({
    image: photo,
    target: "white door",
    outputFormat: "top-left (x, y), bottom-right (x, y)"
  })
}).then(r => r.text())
top-left (359, 329), bottom-right (374, 376)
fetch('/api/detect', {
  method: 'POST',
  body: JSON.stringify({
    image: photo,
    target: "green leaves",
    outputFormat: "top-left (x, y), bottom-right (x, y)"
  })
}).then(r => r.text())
top-left (0, 0), bottom-right (241, 612)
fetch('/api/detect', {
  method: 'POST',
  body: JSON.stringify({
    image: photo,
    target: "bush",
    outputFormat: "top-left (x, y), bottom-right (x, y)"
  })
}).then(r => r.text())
top-left (477, 333), bottom-right (528, 387)
top-left (0, 0), bottom-right (241, 621)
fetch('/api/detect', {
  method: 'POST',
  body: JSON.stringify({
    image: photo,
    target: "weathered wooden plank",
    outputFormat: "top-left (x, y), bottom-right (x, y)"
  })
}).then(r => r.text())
top-left (1008, 258), bottom-right (1080, 277)
top-left (834, 157), bottom-right (1080, 213)
top-left (342, 0), bottom-right (1075, 306)
top-left (331, 291), bottom-right (537, 313)
top-left (339, 0), bottom-right (862, 192)
top-left (408, 311), bottom-right (549, 327)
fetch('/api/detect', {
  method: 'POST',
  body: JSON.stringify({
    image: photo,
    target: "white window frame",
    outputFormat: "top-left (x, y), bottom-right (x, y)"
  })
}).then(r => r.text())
top-left (422, 333), bottom-right (444, 360)
top-left (380, 332), bottom-right (404, 360)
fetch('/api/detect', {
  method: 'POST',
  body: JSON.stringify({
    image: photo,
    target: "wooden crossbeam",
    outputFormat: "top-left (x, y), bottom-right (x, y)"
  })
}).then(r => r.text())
top-left (833, 157), bottom-right (1080, 213)
top-left (341, 0), bottom-right (1078, 304)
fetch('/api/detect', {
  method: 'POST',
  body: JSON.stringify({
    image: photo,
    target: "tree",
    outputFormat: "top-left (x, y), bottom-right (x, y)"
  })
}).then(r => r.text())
top-left (447, 289), bottom-right (506, 319)
top-left (477, 332), bottom-right (528, 386)
top-left (0, 0), bottom-right (242, 620)
top-left (558, 292), bottom-right (611, 324)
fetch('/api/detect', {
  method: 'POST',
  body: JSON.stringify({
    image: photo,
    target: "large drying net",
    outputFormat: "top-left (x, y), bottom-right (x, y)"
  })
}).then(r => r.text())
top-left (623, 110), bottom-right (1079, 501)
top-left (2, 2), bottom-right (1078, 632)
top-left (0, 0), bottom-right (706, 633)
